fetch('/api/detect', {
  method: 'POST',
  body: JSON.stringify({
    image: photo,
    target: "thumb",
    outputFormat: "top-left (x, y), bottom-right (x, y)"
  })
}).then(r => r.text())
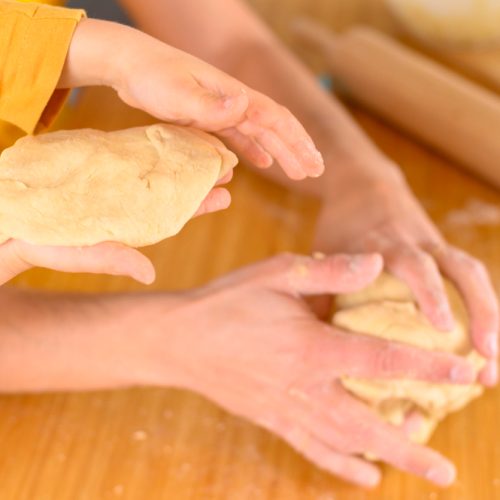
top-left (0, 240), bottom-right (156, 285)
top-left (270, 252), bottom-right (384, 296)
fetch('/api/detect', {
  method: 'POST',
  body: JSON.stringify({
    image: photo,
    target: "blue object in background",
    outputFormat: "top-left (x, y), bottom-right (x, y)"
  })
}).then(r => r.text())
top-left (318, 73), bottom-right (334, 91)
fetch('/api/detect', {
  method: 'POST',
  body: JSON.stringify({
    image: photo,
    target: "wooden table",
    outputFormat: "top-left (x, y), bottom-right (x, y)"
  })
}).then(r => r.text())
top-left (1, 1), bottom-right (499, 499)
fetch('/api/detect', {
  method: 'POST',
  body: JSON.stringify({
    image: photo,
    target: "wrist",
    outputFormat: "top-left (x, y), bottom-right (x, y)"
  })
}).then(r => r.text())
top-left (104, 291), bottom-right (195, 389)
top-left (58, 18), bottom-right (139, 90)
top-left (325, 145), bottom-right (405, 185)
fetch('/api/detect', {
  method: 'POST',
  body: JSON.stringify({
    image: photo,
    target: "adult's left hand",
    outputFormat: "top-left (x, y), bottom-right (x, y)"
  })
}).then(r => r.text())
top-left (313, 171), bottom-right (499, 386)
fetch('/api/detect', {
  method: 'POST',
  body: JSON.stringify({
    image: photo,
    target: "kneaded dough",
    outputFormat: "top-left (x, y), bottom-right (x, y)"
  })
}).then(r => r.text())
top-left (332, 273), bottom-right (485, 444)
top-left (0, 124), bottom-right (237, 247)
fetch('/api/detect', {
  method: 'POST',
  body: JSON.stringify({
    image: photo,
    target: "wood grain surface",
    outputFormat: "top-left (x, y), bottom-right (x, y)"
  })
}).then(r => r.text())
top-left (0, 1), bottom-right (499, 499)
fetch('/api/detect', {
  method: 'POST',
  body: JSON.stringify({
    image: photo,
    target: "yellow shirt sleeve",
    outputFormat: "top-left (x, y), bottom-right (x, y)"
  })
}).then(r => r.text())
top-left (0, 1), bottom-right (86, 136)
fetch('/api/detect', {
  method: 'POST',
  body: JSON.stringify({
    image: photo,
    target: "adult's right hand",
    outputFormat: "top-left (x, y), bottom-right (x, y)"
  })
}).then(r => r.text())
top-left (149, 252), bottom-right (476, 488)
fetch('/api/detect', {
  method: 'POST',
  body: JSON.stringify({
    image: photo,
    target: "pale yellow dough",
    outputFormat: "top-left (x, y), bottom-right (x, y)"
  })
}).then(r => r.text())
top-left (0, 124), bottom-right (237, 247)
top-left (333, 273), bottom-right (485, 444)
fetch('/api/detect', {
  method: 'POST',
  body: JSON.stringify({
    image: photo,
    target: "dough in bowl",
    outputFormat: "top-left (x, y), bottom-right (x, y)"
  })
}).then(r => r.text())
top-left (332, 272), bottom-right (485, 444)
top-left (0, 124), bottom-right (237, 247)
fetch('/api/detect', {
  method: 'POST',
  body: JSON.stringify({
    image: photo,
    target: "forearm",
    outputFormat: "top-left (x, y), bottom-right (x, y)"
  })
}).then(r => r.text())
top-left (0, 289), bottom-right (183, 393)
top-left (119, 0), bottom-right (405, 199)
top-left (214, 40), bottom-right (406, 196)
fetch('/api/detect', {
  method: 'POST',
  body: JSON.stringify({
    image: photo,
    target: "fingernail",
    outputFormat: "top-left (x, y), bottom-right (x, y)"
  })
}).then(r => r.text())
top-left (348, 254), bottom-right (373, 273)
top-left (348, 255), bottom-right (364, 273)
top-left (486, 335), bottom-right (498, 358)
top-left (425, 464), bottom-right (456, 486)
top-left (450, 363), bottom-right (475, 384)
top-left (262, 152), bottom-right (273, 168)
top-left (311, 150), bottom-right (325, 177)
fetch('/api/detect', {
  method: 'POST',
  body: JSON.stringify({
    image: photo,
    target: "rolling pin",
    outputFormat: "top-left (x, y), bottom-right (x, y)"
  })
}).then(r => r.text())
top-left (293, 19), bottom-right (500, 189)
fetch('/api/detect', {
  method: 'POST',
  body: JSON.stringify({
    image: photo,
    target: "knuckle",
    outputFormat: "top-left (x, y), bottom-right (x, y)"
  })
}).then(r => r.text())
top-left (246, 106), bottom-right (265, 123)
top-left (256, 252), bottom-right (302, 283)
top-left (412, 251), bottom-right (435, 270)
top-left (453, 250), bottom-right (485, 276)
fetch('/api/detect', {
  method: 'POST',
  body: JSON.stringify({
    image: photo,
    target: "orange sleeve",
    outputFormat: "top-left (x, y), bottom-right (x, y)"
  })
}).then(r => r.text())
top-left (0, 1), bottom-right (86, 135)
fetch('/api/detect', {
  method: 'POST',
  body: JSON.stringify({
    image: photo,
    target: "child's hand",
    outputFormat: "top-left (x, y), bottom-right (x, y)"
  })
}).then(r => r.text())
top-left (60, 19), bottom-right (324, 180)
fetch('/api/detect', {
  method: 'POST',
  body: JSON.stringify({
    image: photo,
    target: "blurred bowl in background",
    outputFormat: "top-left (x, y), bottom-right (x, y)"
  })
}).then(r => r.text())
top-left (386, 0), bottom-right (500, 49)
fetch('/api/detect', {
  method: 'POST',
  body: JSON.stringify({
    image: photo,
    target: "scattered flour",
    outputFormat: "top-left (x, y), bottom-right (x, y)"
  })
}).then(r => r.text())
top-left (112, 485), bottom-right (124, 497)
top-left (443, 199), bottom-right (500, 227)
top-left (131, 430), bottom-right (148, 441)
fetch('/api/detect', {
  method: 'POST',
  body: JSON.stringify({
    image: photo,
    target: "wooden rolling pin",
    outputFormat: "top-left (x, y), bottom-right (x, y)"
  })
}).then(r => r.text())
top-left (293, 19), bottom-right (500, 189)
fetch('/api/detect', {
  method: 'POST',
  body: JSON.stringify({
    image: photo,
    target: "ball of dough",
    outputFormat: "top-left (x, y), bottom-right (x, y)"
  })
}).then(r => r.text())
top-left (0, 124), bottom-right (237, 247)
top-left (332, 272), bottom-right (485, 444)
top-left (387, 0), bottom-right (500, 48)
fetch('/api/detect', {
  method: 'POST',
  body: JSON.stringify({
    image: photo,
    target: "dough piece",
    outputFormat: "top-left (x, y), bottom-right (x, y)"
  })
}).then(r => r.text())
top-left (0, 124), bottom-right (237, 247)
top-left (332, 273), bottom-right (485, 444)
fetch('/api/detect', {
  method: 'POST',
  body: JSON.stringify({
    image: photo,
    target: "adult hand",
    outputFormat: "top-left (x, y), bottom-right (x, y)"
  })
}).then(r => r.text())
top-left (149, 253), bottom-right (476, 487)
top-left (60, 19), bottom-right (324, 181)
top-left (313, 171), bottom-right (499, 386)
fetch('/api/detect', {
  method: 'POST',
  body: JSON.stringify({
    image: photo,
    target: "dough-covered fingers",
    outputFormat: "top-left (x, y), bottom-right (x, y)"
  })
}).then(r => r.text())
top-left (266, 252), bottom-right (383, 295)
top-left (386, 247), bottom-right (455, 331)
top-left (0, 240), bottom-right (155, 285)
top-left (325, 331), bottom-right (476, 383)
top-left (435, 247), bottom-right (499, 367)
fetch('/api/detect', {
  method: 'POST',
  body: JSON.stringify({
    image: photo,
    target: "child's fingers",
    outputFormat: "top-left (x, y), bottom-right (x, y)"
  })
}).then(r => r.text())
top-left (218, 128), bottom-right (273, 169)
top-left (239, 90), bottom-right (325, 178)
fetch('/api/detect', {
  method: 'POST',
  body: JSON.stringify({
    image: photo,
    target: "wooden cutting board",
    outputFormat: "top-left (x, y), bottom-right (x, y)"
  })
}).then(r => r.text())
top-left (0, 1), bottom-right (498, 500)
